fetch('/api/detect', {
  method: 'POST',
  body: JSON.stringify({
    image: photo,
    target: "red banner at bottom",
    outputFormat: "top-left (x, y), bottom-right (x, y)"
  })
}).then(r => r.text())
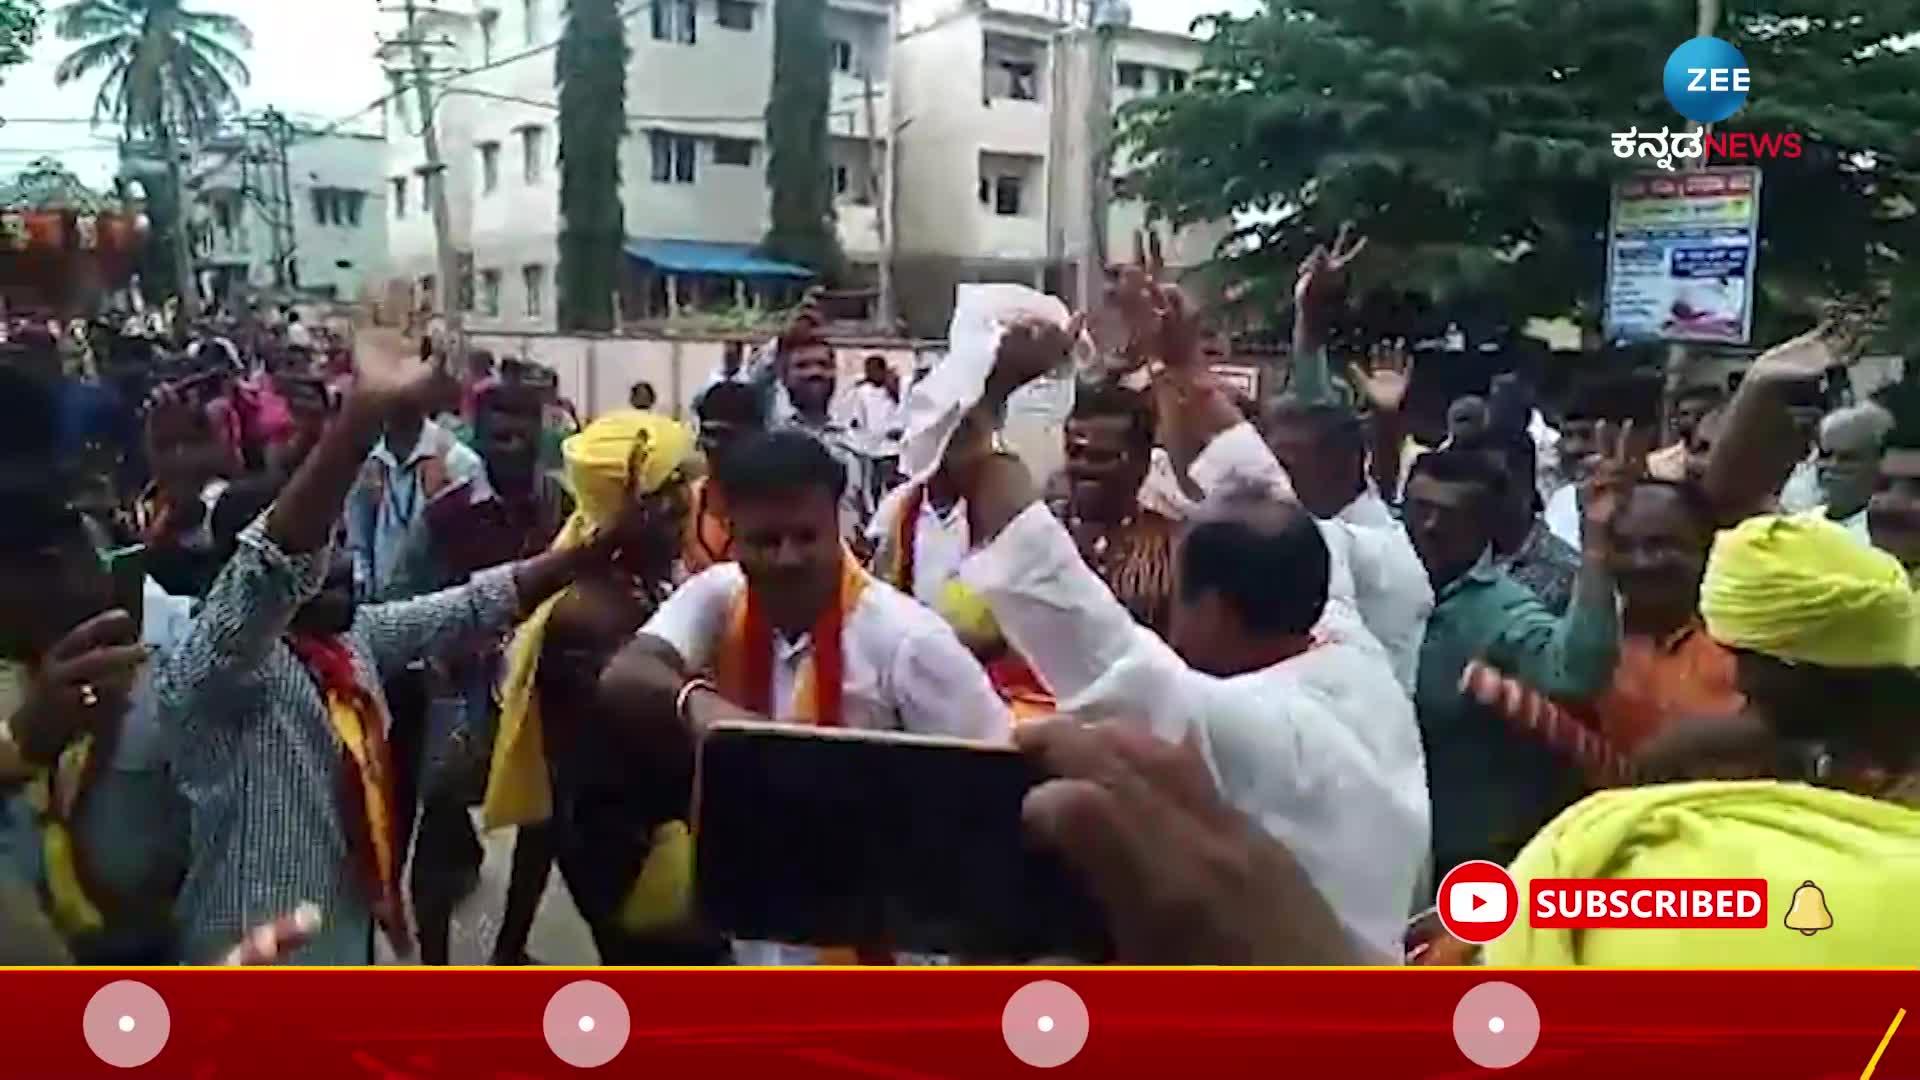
top-left (1, 968), bottom-right (1914, 1078)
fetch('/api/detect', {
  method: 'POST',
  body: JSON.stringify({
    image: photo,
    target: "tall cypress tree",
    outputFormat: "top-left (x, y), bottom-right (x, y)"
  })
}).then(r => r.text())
top-left (556, 0), bottom-right (629, 331)
top-left (763, 0), bottom-right (842, 280)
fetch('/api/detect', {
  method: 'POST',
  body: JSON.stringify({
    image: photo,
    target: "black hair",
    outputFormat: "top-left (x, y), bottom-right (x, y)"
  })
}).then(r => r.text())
top-left (698, 380), bottom-right (769, 427)
top-left (712, 429), bottom-right (845, 505)
top-left (1625, 477), bottom-right (1717, 538)
top-left (1407, 445), bottom-right (1510, 506)
top-left (1069, 380), bottom-right (1155, 451)
top-left (1873, 380), bottom-right (1920, 451)
top-left (210, 474), bottom-right (288, 559)
top-left (1458, 429), bottom-right (1539, 512)
top-left (0, 365), bottom-right (62, 463)
top-left (1264, 398), bottom-right (1365, 458)
top-left (0, 482), bottom-right (88, 559)
top-left (1179, 496), bottom-right (1329, 636)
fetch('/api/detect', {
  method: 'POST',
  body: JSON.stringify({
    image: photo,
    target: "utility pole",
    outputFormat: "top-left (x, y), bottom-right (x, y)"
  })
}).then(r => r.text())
top-left (268, 108), bottom-right (299, 291)
top-left (164, 126), bottom-right (200, 327)
top-left (385, 0), bottom-right (463, 351)
top-left (860, 63), bottom-right (895, 331)
top-left (1077, 1), bottom-right (1124, 311)
top-left (1666, 0), bottom-right (1723, 390)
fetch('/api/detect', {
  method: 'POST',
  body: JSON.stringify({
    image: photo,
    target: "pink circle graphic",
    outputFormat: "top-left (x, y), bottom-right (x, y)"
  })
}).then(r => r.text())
top-left (543, 980), bottom-right (631, 1068)
top-left (1452, 981), bottom-right (1541, 1069)
top-left (1001, 980), bottom-right (1090, 1068)
top-left (83, 980), bottom-right (170, 1068)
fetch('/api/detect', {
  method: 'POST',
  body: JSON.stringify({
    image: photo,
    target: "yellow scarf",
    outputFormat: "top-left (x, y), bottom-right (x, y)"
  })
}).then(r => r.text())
top-left (29, 737), bottom-right (104, 937)
top-left (1700, 513), bottom-right (1917, 669)
top-left (1485, 780), bottom-right (1920, 967)
top-left (483, 410), bottom-right (693, 829)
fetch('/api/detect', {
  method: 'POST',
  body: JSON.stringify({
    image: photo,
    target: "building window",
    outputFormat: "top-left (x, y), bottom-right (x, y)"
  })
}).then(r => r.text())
top-left (716, 0), bottom-right (754, 31)
top-left (522, 0), bottom-right (540, 45)
top-left (420, 173), bottom-right (433, 213)
top-left (649, 131), bottom-right (697, 183)
top-left (984, 36), bottom-right (1042, 102)
top-left (830, 38), bottom-right (854, 73)
top-left (478, 10), bottom-right (498, 63)
top-left (392, 177), bottom-right (408, 219)
top-left (832, 164), bottom-right (850, 198)
top-left (478, 269), bottom-right (502, 317)
top-left (651, 0), bottom-right (696, 44)
top-left (521, 127), bottom-right (546, 184)
top-left (993, 175), bottom-right (1024, 215)
top-left (522, 263), bottom-right (547, 318)
top-left (713, 137), bottom-right (754, 167)
top-left (1160, 68), bottom-right (1187, 93)
top-left (479, 142), bottom-right (501, 194)
top-left (310, 188), bottom-right (366, 227)
top-left (980, 154), bottom-right (1032, 216)
top-left (1117, 62), bottom-right (1144, 88)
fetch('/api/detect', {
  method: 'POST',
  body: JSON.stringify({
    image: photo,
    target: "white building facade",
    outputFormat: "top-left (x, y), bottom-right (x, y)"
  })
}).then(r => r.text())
top-left (383, 0), bottom-right (1209, 335)
top-left (191, 127), bottom-right (390, 304)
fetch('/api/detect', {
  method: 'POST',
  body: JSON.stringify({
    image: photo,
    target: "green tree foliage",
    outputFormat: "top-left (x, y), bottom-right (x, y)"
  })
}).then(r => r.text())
top-left (556, 0), bottom-right (629, 332)
top-left (51, 0), bottom-right (251, 141)
top-left (762, 0), bottom-right (840, 280)
top-left (1122, 0), bottom-right (1920, 345)
top-left (1, 0), bottom-right (41, 78)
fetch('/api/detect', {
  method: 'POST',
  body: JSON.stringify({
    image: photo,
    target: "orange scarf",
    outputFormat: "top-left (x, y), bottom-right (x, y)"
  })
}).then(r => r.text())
top-left (714, 550), bottom-right (890, 963)
top-left (682, 477), bottom-right (734, 575)
top-left (716, 548), bottom-right (866, 727)
top-left (286, 633), bottom-right (410, 955)
top-left (889, 483), bottom-right (1054, 722)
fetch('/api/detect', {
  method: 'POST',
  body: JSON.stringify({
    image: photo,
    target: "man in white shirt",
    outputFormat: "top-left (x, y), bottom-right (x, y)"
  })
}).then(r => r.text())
top-left (602, 428), bottom-right (1011, 964)
top-left (1813, 403), bottom-right (1892, 544)
top-left (942, 324), bottom-right (1430, 961)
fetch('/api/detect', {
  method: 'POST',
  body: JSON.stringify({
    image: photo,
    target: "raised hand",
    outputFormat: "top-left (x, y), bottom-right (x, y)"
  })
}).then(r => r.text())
top-left (1346, 339), bottom-right (1413, 414)
top-left (1744, 327), bottom-right (1837, 386)
top-left (351, 326), bottom-right (441, 412)
top-left (1091, 228), bottom-right (1203, 374)
top-left (1294, 222), bottom-right (1368, 326)
top-left (989, 314), bottom-right (1083, 399)
top-left (1581, 419), bottom-right (1640, 555)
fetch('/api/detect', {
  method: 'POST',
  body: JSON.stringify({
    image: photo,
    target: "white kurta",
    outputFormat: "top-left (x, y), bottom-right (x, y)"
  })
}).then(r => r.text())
top-left (959, 430), bottom-right (1432, 961)
top-left (640, 562), bottom-right (1013, 966)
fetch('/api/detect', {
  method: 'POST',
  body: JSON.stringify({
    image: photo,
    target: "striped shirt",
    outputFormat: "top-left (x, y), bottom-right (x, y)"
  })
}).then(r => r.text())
top-left (156, 519), bottom-right (520, 965)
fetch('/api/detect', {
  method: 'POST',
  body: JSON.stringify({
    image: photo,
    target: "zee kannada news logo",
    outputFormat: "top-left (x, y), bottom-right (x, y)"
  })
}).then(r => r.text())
top-left (1611, 35), bottom-right (1804, 170)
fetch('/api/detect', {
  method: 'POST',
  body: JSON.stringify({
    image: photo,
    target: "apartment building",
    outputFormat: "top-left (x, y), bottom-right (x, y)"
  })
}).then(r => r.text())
top-left (183, 126), bottom-right (389, 304)
top-left (383, 0), bottom-right (895, 330)
top-left (892, 0), bottom-right (1215, 332)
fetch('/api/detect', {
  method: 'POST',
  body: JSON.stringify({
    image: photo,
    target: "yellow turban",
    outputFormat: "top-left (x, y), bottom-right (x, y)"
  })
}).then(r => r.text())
top-left (1485, 780), bottom-right (1920, 967)
top-left (1699, 513), bottom-right (1916, 670)
top-left (482, 410), bottom-right (693, 829)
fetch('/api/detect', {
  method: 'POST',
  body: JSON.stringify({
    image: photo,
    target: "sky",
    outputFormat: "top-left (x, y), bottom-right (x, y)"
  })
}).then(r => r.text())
top-left (0, 0), bottom-right (1256, 189)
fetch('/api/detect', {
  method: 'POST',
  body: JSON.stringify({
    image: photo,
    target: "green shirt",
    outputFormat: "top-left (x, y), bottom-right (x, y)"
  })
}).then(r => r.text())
top-left (1416, 559), bottom-right (1620, 874)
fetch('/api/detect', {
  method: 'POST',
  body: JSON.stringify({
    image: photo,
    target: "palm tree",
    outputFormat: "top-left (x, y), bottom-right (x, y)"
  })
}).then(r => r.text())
top-left (556, 0), bottom-right (628, 332)
top-left (52, 0), bottom-right (250, 319)
top-left (51, 0), bottom-right (251, 141)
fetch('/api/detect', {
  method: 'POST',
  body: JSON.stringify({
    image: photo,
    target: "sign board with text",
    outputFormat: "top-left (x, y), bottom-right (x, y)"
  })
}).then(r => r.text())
top-left (1603, 167), bottom-right (1761, 346)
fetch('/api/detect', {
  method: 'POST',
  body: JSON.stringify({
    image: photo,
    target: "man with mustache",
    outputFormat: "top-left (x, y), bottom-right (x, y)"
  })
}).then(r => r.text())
top-left (600, 428), bottom-right (1011, 965)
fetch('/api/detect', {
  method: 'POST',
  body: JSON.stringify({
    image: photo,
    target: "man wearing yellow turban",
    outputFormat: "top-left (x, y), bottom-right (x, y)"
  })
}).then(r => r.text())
top-left (482, 410), bottom-right (722, 964)
top-left (1488, 513), bottom-right (1920, 967)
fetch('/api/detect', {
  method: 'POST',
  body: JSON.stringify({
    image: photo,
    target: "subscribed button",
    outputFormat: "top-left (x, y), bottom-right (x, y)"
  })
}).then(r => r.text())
top-left (1001, 979), bottom-right (1090, 1068)
top-left (83, 980), bottom-right (170, 1068)
top-left (543, 980), bottom-right (631, 1068)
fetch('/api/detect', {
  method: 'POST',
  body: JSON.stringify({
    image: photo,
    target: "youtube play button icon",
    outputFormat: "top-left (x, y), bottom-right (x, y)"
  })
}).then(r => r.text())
top-left (1436, 860), bottom-right (1520, 944)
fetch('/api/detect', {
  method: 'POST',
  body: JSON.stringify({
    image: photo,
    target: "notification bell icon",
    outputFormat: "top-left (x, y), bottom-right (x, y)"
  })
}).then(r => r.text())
top-left (1783, 880), bottom-right (1833, 936)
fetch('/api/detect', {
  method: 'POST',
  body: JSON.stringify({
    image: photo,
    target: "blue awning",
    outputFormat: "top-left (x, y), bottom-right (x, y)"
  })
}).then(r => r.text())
top-left (624, 239), bottom-right (814, 280)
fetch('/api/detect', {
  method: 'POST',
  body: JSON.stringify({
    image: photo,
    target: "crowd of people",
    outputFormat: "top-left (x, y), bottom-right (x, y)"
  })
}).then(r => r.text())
top-left (2, 235), bottom-right (1917, 968)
